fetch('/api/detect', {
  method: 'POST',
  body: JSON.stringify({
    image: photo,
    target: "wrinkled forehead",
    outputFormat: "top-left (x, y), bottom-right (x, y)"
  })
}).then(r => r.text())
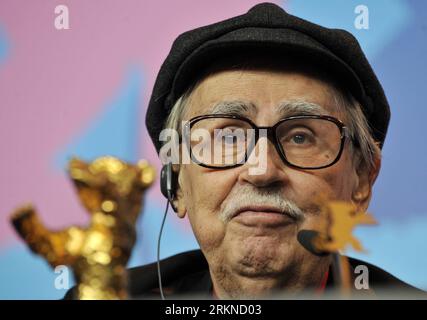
top-left (183, 51), bottom-right (347, 121)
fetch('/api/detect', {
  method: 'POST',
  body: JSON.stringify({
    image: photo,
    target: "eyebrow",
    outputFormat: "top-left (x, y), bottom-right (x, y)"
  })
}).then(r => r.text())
top-left (210, 100), bottom-right (256, 115)
top-left (207, 99), bottom-right (328, 118)
top-left (276, 100), bottom-right (329, 117)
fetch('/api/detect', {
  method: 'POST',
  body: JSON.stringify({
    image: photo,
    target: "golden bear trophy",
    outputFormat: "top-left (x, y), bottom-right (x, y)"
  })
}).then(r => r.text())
top-left (10, 156), bottom-right (155, 300)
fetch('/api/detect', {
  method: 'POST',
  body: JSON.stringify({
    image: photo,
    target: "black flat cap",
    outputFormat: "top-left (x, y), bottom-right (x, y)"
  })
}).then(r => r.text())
top-left (146, 2), bottom-right (390, 153)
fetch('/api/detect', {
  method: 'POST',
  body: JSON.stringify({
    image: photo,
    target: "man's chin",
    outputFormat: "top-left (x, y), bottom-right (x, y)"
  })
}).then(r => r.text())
top-left (228, 240), bottom-right (297, 275)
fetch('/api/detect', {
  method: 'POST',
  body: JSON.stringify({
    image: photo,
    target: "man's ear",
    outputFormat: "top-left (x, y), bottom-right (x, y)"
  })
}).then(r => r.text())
top-left (352, 156), bottom-right (381, 212)
top-left (172, 164), bottom-right (187, 218)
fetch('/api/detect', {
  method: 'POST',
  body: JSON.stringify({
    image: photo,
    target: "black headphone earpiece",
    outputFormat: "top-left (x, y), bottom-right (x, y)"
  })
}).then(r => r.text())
top-left (160, 163), bottom-right (178, 212)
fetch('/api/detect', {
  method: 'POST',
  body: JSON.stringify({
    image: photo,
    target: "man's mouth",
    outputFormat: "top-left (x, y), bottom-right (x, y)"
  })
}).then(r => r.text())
top-left (231, 205), bottom-right (296, 227)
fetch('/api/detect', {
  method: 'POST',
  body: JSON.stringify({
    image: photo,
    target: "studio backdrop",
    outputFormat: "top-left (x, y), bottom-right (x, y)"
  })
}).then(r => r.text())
top-left (0, 0), bottom-right (426, 299)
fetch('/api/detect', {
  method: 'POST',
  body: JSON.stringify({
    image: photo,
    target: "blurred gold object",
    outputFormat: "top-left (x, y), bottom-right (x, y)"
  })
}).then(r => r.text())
top-left (315, 199), bottom-right (377, 296)
top-left (315, 200), bottom-right (377, 253)
top-left (10, 156), bottom-right (155, 300)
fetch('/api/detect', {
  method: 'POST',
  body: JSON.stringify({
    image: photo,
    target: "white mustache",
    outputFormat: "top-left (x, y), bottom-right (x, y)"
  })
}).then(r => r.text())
top-left (219, 184), bottom-right (305, 223)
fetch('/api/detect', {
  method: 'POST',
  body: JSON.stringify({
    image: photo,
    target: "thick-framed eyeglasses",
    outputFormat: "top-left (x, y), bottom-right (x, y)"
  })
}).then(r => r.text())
top-left (182, 114), bottom-right (350, 170)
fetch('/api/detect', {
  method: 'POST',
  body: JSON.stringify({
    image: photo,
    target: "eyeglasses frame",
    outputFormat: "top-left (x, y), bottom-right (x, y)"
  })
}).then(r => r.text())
top-left (182, 113), bottom-right (350, 170)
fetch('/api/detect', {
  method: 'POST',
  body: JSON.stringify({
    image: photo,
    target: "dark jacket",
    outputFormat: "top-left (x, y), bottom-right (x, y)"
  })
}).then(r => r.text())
top-left (64, 249), bottom-right (425, 299)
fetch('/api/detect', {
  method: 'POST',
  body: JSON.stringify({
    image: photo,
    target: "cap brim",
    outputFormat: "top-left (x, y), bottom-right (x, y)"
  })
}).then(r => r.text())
top-left (171, 27), bottom-right (366, 106)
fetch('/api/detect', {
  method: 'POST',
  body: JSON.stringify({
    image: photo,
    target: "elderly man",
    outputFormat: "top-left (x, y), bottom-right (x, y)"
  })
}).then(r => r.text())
top-left (65, 2), bottom-right (423, 299)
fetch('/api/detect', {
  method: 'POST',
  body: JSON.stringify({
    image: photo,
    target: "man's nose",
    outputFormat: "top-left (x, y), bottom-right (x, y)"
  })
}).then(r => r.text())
top-left (238, 137), bottom-right (289, 188)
